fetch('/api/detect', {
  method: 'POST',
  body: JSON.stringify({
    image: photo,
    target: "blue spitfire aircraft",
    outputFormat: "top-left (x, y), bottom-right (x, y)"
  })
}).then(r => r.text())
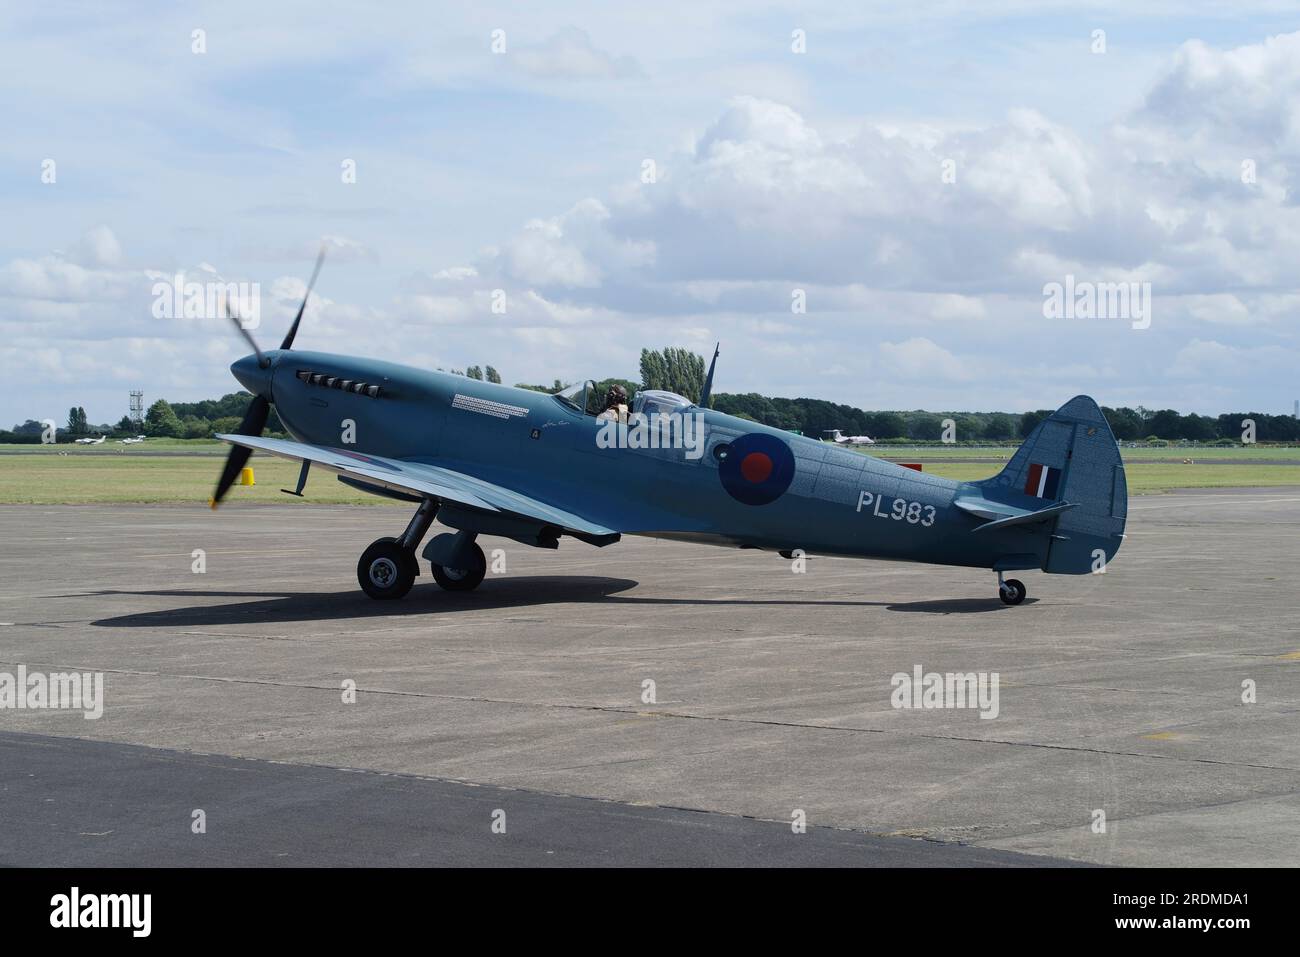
top-left (212, 256), bottom-right (1127, 606)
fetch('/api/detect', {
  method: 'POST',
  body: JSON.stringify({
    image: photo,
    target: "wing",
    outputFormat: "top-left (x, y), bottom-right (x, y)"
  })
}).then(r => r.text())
top-left (214, 434), bottom-right (616, 538)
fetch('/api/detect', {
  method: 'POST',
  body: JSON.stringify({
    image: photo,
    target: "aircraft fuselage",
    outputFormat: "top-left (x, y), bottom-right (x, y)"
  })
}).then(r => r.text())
top-left (244, 349), bottom-right (1118, 575)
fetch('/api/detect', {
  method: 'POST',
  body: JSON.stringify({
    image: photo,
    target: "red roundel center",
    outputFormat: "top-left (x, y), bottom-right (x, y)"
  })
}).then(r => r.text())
top-left (739, 451), bottom-right (773, 484)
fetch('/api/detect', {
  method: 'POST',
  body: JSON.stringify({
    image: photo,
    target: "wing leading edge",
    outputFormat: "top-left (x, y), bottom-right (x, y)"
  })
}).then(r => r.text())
top-left (213, 434), bottom-right (616, 538)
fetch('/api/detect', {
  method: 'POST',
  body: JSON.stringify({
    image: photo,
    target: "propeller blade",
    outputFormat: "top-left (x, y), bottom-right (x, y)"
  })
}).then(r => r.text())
top-left (225, 298), bottom-right (267, 369)
top-left (279, 243), bottom-right (327, 351)
top-left (210, 395), bottom-right (270, 508)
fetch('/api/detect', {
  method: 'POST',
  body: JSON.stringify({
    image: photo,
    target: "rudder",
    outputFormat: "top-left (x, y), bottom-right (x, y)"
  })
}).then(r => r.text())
top-left (977, 396), bottom-right (1127, 574)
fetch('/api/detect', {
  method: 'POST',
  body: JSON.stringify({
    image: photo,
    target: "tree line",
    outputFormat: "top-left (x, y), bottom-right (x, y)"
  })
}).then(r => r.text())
top-left (4, 347), bottom-right (1296, 444)
top-left (709, 397), bottom-right (1300, 443)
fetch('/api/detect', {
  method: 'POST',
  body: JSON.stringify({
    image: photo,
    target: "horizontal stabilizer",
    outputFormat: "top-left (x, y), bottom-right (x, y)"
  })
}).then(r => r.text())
top-left (953, 496), bottom-right (1022, 522)
top-left (966, 500), bottom-right (1078, 533)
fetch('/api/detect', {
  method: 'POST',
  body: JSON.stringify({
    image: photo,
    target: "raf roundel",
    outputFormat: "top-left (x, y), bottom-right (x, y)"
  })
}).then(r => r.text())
top-left (717, 433), bottom-right (796, 506)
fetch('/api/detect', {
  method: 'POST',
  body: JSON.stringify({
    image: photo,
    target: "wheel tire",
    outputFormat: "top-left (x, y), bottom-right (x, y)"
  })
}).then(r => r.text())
top-left (358, 537), bottom-right (417, 600)
top-left (431, 541), bottom-right (487, 592)
top-left (999, 578), bottom-right (1027, 606)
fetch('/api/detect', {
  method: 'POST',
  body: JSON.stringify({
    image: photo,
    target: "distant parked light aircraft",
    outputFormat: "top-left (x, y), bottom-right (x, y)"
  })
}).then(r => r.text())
top-left (120, 436), bottom-right (146, 444)
top-left (74, 435), bottom-right (106, 445)
top-left (822, 429), bottom-right (875, 447)
top-left (209, 250), bottom-right (1127, 606)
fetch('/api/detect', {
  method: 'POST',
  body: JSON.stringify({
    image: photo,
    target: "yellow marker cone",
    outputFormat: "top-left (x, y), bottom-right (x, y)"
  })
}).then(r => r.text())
top-left (239, 467), bottom-right (255, 486)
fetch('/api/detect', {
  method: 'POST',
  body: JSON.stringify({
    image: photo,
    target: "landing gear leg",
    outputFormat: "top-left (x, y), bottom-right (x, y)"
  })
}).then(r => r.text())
top-left (997, 571), bottom-right (1027, 606)
top-left (357, 498), bottom-right (437, 600)
top-left (397, 497), bottom-right (438, 554)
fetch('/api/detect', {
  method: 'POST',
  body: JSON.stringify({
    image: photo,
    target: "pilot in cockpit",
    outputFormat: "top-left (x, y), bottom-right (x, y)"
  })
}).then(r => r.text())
top-left (596, 384), bottom-right (629, 425)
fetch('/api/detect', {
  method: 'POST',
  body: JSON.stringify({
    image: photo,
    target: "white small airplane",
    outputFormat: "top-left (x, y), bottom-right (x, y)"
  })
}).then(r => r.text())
top-left (821, 428), bottom-right (874, 447)
top-left (74, 435), bottom-right (107, 445)
top-left (120, 435), bottom-right (146, 444)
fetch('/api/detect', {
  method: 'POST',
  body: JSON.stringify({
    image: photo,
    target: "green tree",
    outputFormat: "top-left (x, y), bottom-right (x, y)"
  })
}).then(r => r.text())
top-left (66, 406), bottom-right (88, 435)
top-left (951, 414), bottom-right (984, 441)
top-left (640, 346), bottom-right (705, 402)
top-left (667, 347), bottom-right (706, 402)
top-left (515, 379), bottom-right (567, 394)
top-left (868, 412), bottom-right (907, 439)
top-left (983, 412), bottom-right (1016, 441)
top-left (1146, 409), bottom-right (1182, 439)
top-left (907, 412), bottom-right (944, 441)
top-left (1019, 410), bottom-right (1049, 438)
top-left (485, 366), bottom-right (501, 384)
top-left (144, 399), bottom-right (183, 437)
top-left (466, 366), bottom-right (483, 380)
top-left (639, 348), bottom-right (668, 391)
top-left (1180, 413), bottom-right (1217, 442)
top-left (714, 393), bottom-right (793, 430)
top-left (1102, 407), bottom-right (1142, 441)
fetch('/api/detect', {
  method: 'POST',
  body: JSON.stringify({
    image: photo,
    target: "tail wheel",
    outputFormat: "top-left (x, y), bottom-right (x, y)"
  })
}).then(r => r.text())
top-left (358, 537), bottom-right (417, 600)
top-left (431, 542), bottom-right (487, 592)
top-left (999, 578), bottom-right (1027, 606)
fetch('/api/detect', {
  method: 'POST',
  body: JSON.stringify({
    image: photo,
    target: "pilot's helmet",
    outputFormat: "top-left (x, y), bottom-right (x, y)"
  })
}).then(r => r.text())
top-left (606, 384), bottom-right (628, 407)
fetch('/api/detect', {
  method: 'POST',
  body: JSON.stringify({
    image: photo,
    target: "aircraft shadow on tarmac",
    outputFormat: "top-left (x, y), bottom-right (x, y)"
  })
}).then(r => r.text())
top-left (84, 578), bottom-right (1022, 628)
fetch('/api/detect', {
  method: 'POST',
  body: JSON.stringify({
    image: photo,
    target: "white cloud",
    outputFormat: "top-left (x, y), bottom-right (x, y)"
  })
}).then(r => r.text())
top-left (1169, 338), bottom-right (1297, 379)
top-left (487, 199), bottom-right (654, 289)
top-left (75, 226), bottom-right (124, 268)
top-left (878, 337), bottom-right (973, 382)
top-left (4, 18), bottom-right (1300, 422)
top-left (1136, 33), bottom-right (1300, 154)
top-left (513, 27), bottom-right (640, 80)
top-left (1179, 294), bottom-right (1254, 325)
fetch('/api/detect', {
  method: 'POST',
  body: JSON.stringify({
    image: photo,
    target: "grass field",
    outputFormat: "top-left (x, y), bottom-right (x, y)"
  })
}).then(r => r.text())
top-left (0, 455), bottom-right (384, 505)
top-left (0, 438), bottom-right (225, 453)
top-left (1, 450), bottom-right (1297, 505)
top-left (870, 445), bottom-right (1300, 461)
top-left (5, 439), bottom-right (1297, 462)
top-left (922, 462), bottom-right (1300, 490)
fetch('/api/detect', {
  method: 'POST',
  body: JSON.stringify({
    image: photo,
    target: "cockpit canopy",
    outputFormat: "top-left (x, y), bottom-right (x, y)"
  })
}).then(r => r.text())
top-left (553, 380), bottom-right (595, 414)
top-left (633, 389), bottom-right (693, 417)
top-left (553, 382), bottom-right (696, 417)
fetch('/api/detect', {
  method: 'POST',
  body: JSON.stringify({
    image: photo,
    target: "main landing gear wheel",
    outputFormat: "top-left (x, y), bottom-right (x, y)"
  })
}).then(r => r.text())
top-left (358, 537), bottom-right (418, 600)
top-left (999, 578), bottom-right (1027, 606)
top-left (431, 541), bottom-right (486, 592)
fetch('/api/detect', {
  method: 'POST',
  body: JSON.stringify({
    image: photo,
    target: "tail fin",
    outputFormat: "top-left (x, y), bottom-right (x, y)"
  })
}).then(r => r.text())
top-left (976, 396), bottom-right (1127, 574)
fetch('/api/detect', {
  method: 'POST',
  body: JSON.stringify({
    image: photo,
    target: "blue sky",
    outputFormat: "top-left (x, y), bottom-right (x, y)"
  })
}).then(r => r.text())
top-left (2, 1), bottom-right (1299, 425)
